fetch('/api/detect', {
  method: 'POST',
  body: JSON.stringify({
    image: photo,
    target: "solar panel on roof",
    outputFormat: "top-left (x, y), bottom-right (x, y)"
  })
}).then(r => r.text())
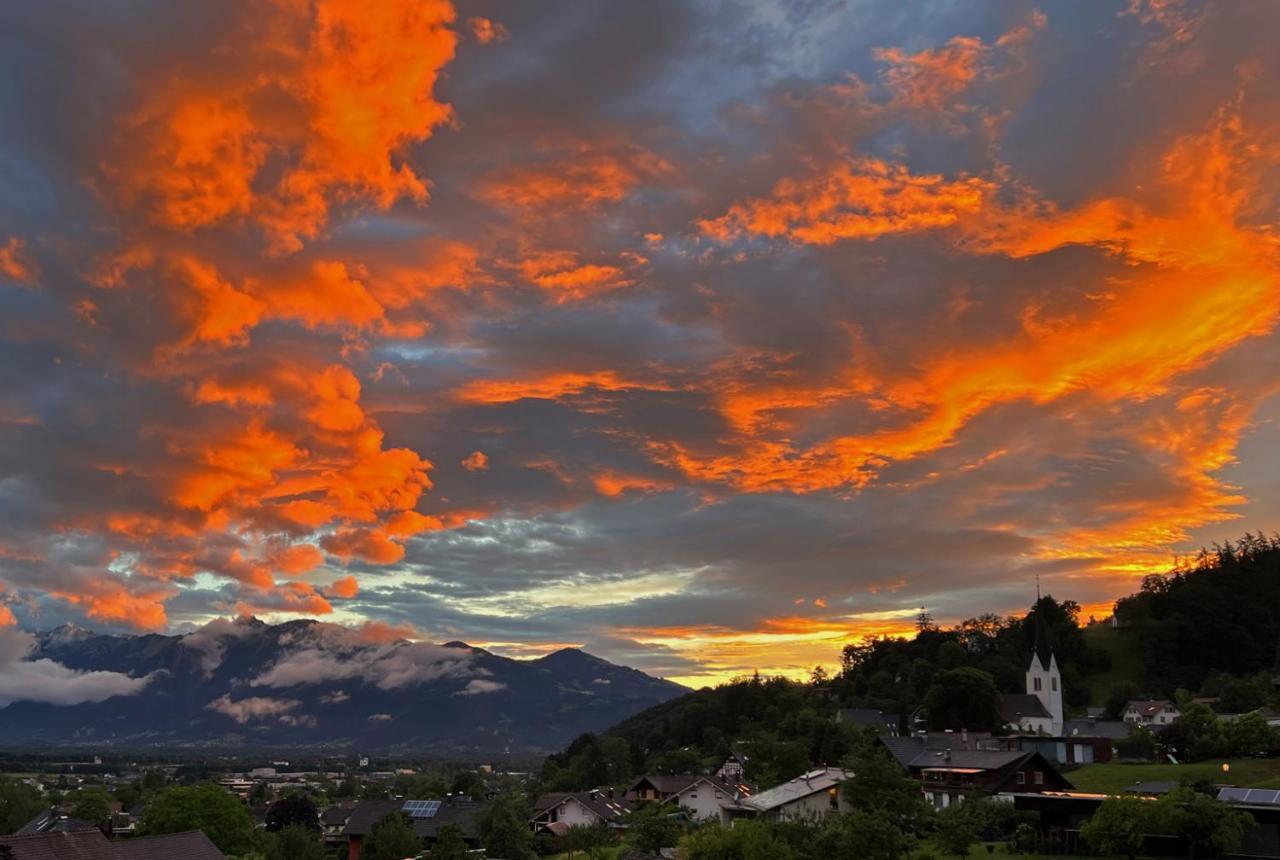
top-left (1218, 787), bottom-right (1249, 802)
top-left (1247, 789), bottom-right (1280, 805)
top-left (402, 799), bottom-right (442, 818)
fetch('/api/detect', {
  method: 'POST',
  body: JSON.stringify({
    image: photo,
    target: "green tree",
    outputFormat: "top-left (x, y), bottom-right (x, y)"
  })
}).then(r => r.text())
top-left (449, 771), bottom-right (485, 798)
top-left (1163, 704), bottom-right (1224, 761)
top-left (431, 824), bottom-right (469, 860)
top-left (1161, 786), bottom-right (1253, 858)
top-left (816, 809), bottom-right (914, 860)
top-left (566, 821), bottom-right (614, 859)
top-left (478, 792), bottom-right (536, 860)
top-left (137, 782), bottom-right (259, 856)
top-left (625, 802), bottom-right (681, 853)
top-left (362, 811), bottom-right (421, 860)
top-left (264, 824), bottom-right (325, 860)
top-left (840, 731), bottom-right (931, 832)
top-left (678, 820), bottom-right (798, 860)
top-left (264, 794), bottom-right (318, 832)
top-left (924, 667), bottom-right (1001, 731)
top-left (0, 777), bottom-right (46, 835)
top-left (934, 803), bottom-right (981, 857)
top-left (70, 787), bottom-right (113, 825)
top-left (1081, 795), bottom-right (1161, 860)
top-left (1225, 711), bottom-right (1275, 757)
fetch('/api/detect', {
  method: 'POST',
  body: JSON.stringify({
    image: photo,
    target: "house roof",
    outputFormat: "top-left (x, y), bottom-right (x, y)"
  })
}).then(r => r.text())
top-left (739, 768), bottom-right (851, 813)
top-left (530, 791), bottom-right (632, 822)
top-left (838, 709), bottom-right (900, 733)
top-left (0, 829), bottom-right (224, 860)
top-left (626, 775), bottom-right (700, 796)
top-left (342, 798), bottom-right (482, 839)
top-left (1000, 694), bottom-right (1051, 723)
top-left (320, 804), bottom-right (354, 826)
top-left (1063, 719), bottom-right (1131, 740)
top-left (1126, 700), bottom-right (1176, 716)
top-left (909, 748), bottom-right (1029, 771)
top-left (628, 774), bottom-right (742, 801)
top-left (15, 810), bottom-right (97, 836)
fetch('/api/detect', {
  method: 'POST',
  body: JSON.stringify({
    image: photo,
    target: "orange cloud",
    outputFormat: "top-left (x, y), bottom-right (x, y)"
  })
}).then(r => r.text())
top-left (700, 158), bottom-right (992, 245)
top-left (321, 527), bottom-right (406, 564)
top-left (326, 575), bottom-right (360, 599)
top-left (115, 0), bottom-right (459, 253)
top-left (592, 472), bottom-right (673, 498)
top-left (52, 581), bottom-right (174, 631)
top-left (479, 144), bottom-right (670, 213)
top-left (516, 250), bottom-right (631, 299)
top-left (454, 370), bottom-right (667, 404)
top-left (468, 16), bottom-right (508, 45)
top-left (0, 237), bottom-right (36, 284)
top-left (461, 451), bottom-right (489, 472)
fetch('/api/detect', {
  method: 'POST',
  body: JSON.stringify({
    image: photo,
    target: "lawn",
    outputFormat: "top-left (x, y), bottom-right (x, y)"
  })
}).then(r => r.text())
top-left (1069, 757), bottom-right (1280, 793)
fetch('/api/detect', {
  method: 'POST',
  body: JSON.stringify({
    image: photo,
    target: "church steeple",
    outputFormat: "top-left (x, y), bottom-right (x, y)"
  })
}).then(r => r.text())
top-left (1033, 597), bottom-right (1054, 671)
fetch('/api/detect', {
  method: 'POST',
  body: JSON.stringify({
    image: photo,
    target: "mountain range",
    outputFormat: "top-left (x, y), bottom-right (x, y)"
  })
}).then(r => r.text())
top-left (0, 618), bottom-right (686, 754)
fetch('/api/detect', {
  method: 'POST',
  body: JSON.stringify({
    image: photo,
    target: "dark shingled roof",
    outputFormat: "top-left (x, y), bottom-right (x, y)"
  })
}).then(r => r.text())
top-left (342, 798), bottom-right (481, 841)
top-left (0, 829), bottom-right (224, 860)
top-left (531, 791), bottom-right (632, 822)
top-left (1000, 693), bottom-right (1052, 723)
top-left (15, 810), bottom-right (97, 836)
top-left (1064, 719), bottom-right (1130, 740)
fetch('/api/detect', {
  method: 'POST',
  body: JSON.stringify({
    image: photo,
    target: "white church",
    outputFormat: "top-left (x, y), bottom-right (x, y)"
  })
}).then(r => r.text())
top-left (998, 610), bottom-right (1064, 737)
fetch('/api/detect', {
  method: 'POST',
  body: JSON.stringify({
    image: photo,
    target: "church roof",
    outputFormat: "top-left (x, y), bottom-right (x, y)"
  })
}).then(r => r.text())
top-left (1000, 693), bottom-right (1051, 723)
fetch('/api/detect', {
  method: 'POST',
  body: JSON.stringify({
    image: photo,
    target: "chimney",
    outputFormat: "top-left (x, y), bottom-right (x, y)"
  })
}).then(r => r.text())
top-left (961, 729), bottom-right (969, 749)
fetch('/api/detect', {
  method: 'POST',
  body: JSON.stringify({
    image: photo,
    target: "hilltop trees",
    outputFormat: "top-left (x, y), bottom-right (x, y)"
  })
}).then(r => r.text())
top-left (137, 783), bottom-right (259, 856)
top-left (837, 595), bottom-right (1109, 722)
top-left (924, 667), bottom-right (1002, 731)
top-left (1116, 533), bottom-right (1280, 693)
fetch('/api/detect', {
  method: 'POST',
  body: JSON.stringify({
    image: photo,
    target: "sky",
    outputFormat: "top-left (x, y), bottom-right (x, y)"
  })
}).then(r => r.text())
top-left (0, 0), bottom-right (1278, 687)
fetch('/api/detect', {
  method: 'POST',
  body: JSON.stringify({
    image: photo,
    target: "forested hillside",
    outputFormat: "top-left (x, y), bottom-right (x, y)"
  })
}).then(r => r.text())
top-left (1116, 533), bottom-right (1280, 695)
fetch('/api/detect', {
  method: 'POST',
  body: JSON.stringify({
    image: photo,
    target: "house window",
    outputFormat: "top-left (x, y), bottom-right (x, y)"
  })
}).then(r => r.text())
top-left (1033, 677), bottom-right (1042, 691)
top-left (1034, 772), bottom-right (1044, 785)
top-left (1051, 677), bottom-right (1058, 691)
top-left (1016, 772), bottom-right (1025, 785)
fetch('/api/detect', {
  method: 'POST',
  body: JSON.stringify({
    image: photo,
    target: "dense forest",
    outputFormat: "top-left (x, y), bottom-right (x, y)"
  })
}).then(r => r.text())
top-left (1116, 533), bottom-right (1280, 694)
top-left (544, 533), bottom-right (1280, 791)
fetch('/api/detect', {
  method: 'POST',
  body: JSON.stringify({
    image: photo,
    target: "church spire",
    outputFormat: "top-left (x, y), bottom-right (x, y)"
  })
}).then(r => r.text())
top-left (1033, 586), bottom-right (1053, 671)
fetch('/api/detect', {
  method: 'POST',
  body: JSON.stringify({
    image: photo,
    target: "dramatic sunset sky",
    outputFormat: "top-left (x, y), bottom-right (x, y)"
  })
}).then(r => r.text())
top-left (0, 0), bottom-right (1278, 686)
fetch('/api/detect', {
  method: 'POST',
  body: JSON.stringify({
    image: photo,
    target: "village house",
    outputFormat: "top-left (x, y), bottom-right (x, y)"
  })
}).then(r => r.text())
top-left (720, 767), bottom-right (852, 824)
top-left (1123, 699), bottom-right (1181, 726)
top-left (882, 735), bottom-right (1072, 809)
top-left (624, 774), bottom-right (751, 821)
top-left (714, 751), bottom-right (748, 783)
top-left (343, 797), bottom-right (482, 860)
top-left (837, 707), bottom-right (901, 736)
top-left (529, 789), bottom-right (632, 835)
